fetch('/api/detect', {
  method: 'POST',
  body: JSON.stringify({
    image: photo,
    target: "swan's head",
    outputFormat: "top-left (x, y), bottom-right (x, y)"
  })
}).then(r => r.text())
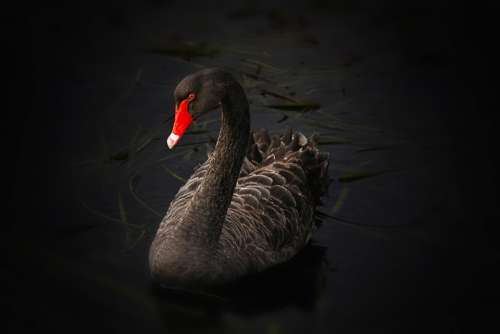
top-left (167, 68), bottom-right (229, 149)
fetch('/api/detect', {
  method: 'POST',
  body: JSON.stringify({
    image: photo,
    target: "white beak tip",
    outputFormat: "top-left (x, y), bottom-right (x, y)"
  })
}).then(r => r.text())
top-left (167, 133), bottom-right (180, 149)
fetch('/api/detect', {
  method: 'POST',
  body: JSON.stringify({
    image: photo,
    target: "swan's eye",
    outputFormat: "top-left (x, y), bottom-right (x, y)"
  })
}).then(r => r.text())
top-left (187, 93), bottom-right (196, 101)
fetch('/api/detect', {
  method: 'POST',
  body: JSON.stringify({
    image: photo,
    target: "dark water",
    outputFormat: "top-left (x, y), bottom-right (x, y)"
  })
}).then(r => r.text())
top-left (7, 1), bottom-right (499, 333)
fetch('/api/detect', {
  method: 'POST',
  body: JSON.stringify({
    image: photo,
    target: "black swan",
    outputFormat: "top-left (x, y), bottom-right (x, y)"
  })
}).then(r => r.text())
top-left (149, 68), bottom-right (331, 287)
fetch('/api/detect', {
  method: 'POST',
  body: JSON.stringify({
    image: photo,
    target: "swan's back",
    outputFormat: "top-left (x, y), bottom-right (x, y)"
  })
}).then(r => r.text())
top-left (218, 128), bottom-right (331, 274)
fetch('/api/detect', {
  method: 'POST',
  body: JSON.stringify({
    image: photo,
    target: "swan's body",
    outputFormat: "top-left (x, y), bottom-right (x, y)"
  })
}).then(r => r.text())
top-left (149, 69), bottom-right (331, 287)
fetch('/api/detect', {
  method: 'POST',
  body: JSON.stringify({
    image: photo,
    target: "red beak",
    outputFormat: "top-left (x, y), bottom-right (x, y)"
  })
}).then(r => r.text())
top-left (167, 98), bottom-right (193, 149)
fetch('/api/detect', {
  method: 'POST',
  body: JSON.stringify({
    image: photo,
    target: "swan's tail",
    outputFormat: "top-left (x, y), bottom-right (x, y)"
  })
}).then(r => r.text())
top-left (247, 128), bottom-right (333, 206)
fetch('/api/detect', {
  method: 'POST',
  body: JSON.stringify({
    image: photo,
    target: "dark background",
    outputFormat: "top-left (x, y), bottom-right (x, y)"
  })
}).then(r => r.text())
top-left (6, 0), bottom-right (499, 333)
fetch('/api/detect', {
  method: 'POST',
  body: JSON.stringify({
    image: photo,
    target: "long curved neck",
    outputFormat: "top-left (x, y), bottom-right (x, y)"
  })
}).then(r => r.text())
top-left (180, 80), bottom-right (249, 246)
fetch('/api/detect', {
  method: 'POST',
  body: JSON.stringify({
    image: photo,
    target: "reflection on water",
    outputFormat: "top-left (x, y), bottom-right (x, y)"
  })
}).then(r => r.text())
top-left (151, 243), bottom-right (329, 320)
